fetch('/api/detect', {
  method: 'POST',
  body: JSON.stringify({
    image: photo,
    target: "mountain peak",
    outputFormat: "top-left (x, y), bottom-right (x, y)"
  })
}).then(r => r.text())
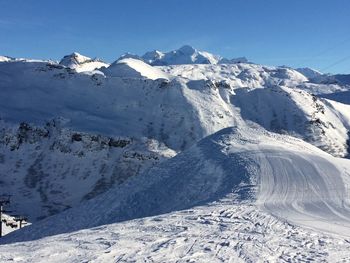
top-left (59, 52), bottom-right (108, 72)
top-left (59, 52), bottom-right (92, 66)
top-left (0, 55), bottom-right (14, 62)
top-left (138, 45), bottom-right (248, 66)
top-left (177, 45), bottom-right (196, 54)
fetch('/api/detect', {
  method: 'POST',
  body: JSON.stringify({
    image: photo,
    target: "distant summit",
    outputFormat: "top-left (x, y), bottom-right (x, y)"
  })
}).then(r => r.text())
top-left (102, 58), bottom-right (169, 80)
top-left (0, 55), bottom-right (14, 62)
top-left (59, 52), bottom-right (109, 72)
top-left (118, 45), bottom-right (248, 66)
top-left (295, 67), bottom-right (323, 80)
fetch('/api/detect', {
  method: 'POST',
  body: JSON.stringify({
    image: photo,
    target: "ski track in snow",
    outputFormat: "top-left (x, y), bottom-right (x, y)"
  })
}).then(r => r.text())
top-left (1, 201), bottom-right (350, 262)
top-left (1, 127), bottom-right (350, 262)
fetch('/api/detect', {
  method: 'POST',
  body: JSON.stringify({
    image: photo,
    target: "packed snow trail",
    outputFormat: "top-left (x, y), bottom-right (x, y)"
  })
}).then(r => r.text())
top-left (257, 151), bottom-right (350, 235)
top-left (2, 126), bottom-right (350, 245)
top-left (2, 203), bottom-right (350, 262)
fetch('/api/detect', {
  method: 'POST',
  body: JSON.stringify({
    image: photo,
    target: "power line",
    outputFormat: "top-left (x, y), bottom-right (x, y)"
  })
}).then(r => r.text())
top-left (320, 55), bottom-right (350, 72)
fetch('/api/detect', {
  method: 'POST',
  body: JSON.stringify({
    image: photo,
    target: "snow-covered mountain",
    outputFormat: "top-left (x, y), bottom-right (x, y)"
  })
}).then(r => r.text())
top-left (0, 55), bottom-right (350, 222)
top-left (118, 45), bottom-right (248, 66)
top-left (0, 56), bottom-right (14, 62)
top-left (295, 67), bottom-right (323, 80)
top-left (142, 45), bottom-right (222, 65)
top-left (1, 47), bottom-right (350, 261)
top-left (59, 52), bottom-right (109, 72)
top-left (295, 67), bottom-right (350, 93)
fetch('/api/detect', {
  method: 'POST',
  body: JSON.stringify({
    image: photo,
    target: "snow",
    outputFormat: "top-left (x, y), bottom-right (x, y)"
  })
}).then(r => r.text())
top-left (0, 59), bottom-right (349, 223)
top-left (219, 57), bottom-right (248, 64)
top-left (321, 90), bottom-right (350, 105)
top-left (0, 56), bottom-right (13, 62)
top-left (102, 58), bottom-right (169, 80)
top-left (1, 126), bottom-right (350, 261)
top-left (0, 48), bottom-right (350, 262)
top-left (59, 52), bottom-right (109, 72)
top-left (295, 67), bottom-right (323, 80)
top-left (117, 45), bottom-right (248, 66)
top-left (142, 45), bottom-right (222, 65)
top-left (0, 120), bottom-right (176, 221)
top-left (2, 203), bottom-right (350, 262)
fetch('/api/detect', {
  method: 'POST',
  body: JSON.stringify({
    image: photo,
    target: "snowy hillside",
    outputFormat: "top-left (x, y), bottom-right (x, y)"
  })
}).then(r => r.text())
top-left (6, 126), bottom-right (350, 238)
top-left (1, 59), bottom-right (348, 157)
top-left (295, 67), bottom-right (323, 80)
top-left (2, 126), bottom-right (350, 262)
top-left (102, 58), bottom-right (169, 80)
top-left (322, 90), bottom-right (350, 105)
top-left (0, 120), bottom-right (175, 221)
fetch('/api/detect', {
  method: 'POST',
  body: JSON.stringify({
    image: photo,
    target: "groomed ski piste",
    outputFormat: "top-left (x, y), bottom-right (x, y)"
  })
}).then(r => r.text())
top-left (1, 126), bottom-right (350, 262)
top-left (1, 46), bottom-right (350, 262)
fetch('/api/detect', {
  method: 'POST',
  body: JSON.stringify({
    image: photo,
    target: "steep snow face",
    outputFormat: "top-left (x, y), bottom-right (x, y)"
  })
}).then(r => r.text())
top-left (142, 50), bottom-right (165, 63)
top-left (102, 58), bottom-right (169, 80)
top-left (59, 52), bottom-right (109, 72)
top-left (296, 67), bottom-right (323, 80)
top-left (0, 120), bottom-right (175, 221)
top-left (3, 126), bottom-right (350, 243)
top-left (233, 85), bottom-right (349, 157)
top-left (162, 63), bottom-right (350, 157)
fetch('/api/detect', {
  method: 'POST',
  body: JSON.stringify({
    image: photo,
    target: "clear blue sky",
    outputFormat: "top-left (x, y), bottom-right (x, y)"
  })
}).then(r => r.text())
top-left (1, 0), bottom-right (349, 73)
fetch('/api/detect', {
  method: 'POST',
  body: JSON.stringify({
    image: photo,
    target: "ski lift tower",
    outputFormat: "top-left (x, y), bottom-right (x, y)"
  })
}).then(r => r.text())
top-left (0, 195), bottom-right (11, 238)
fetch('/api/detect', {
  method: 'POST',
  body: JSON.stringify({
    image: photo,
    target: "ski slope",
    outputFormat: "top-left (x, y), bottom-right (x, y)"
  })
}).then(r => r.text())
top-left (1, 126), bottom-right (350, 261)
top-left (3, 126), bottom-right (350, 239)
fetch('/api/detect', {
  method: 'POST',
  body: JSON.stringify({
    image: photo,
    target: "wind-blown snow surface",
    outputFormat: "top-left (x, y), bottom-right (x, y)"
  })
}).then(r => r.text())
top-left (1, 127), bottom-right (350, 262)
